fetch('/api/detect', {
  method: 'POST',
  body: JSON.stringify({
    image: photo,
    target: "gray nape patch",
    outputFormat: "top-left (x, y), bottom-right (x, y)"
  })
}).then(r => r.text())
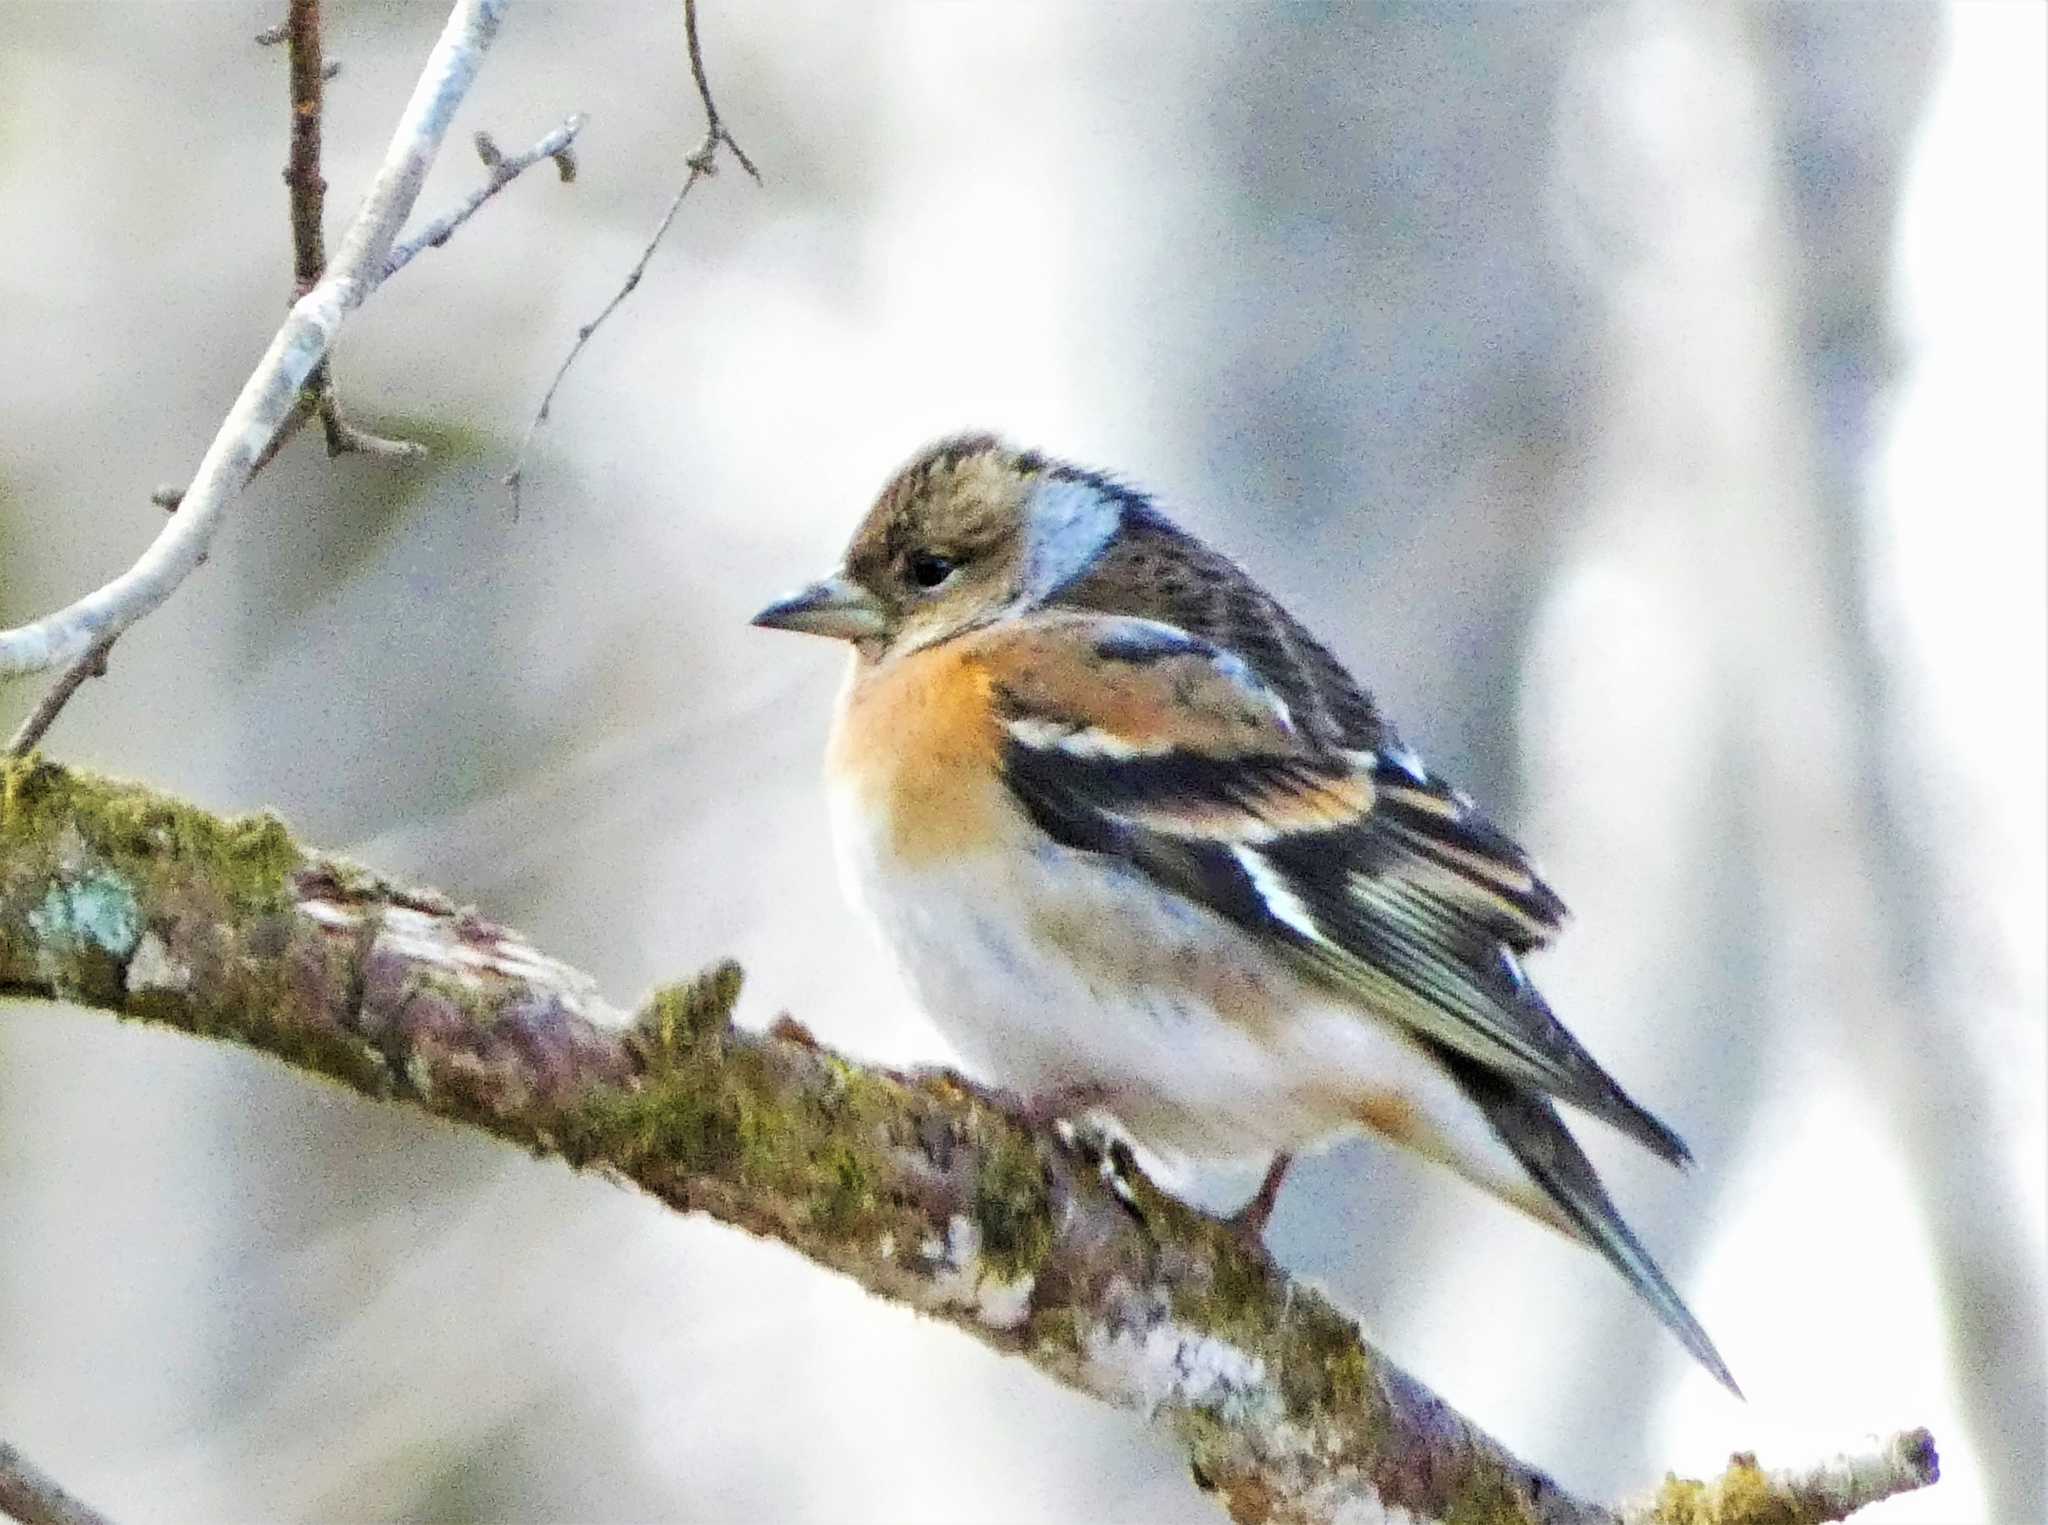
top-left (1021, 477), bottom-right (1123, 602)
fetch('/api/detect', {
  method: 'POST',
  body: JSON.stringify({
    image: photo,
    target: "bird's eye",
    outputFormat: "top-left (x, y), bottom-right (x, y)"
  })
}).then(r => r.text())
top-left (907, 550), bottom-right (958, 589)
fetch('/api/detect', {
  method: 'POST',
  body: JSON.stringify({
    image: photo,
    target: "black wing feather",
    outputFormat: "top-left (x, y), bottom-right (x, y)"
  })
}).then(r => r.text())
top-left (993, 616), bottom-right (1690, 1165)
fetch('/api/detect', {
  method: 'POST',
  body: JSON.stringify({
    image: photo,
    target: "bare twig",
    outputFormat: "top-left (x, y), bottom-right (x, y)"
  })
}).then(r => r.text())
top-left (282, 0), bottom-right (425, 462)
top-left (284, 0), bottom-right (328, 297)
top-left (1, 0), bottom-right (581, 740)
top-left (505, 0), bottom-right (758, 513)
top-left (0, 761), bottom-right (1945, 1525)
top-left (4, 633), bottom-right (117, 759)
top-left (0, 0), bottom-right (509, 680)
top-left (382, 112), bottom-right (588, 279)
top-left (4, 394), bottom-right (324, 757)
top-left (0, 1437), bottom-right (117, 1525)
top-left (0, 2), bottom-right (481, 743)
top-left (681, 0), bottom-right (759, 183)
top-left (315, 378), bottom-right (429, 460)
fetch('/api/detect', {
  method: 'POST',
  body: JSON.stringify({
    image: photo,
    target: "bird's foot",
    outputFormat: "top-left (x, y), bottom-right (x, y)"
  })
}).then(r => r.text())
top-left (1051, 1117), bottom-right (1150, 1232)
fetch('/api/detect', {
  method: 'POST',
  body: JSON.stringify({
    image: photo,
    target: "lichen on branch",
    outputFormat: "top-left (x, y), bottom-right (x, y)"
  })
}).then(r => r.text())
top-left (0, 759), bottom-right (1938, 1525)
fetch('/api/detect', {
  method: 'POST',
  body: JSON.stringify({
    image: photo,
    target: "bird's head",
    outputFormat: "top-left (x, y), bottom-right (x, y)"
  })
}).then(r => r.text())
top-left (751, 433), bottom-right (1136, 662)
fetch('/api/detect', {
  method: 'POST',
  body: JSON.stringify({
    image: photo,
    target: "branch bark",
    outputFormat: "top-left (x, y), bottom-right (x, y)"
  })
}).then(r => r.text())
top-left (0, 1440), bottom-right (116, 1525)
top-left (283, 0), bottom-right (330, 297)
top-left (0, 759), bottom-right (1939, 1525)
top-left (285, 0), bottom-right (425, 463)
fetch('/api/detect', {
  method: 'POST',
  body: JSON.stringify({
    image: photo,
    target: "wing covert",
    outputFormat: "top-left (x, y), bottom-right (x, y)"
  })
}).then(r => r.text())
top-left (978, 611), bottom-right (1686, 1164)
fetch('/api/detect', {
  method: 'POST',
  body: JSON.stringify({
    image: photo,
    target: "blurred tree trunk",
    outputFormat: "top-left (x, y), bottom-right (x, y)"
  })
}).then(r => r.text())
top-left (1526, 6), bottom-right (2035, 1516)
top-left (1189, 0), bottom-right (1975, 1504)
top-left (1756, 7), bottom-right (2044, 1520)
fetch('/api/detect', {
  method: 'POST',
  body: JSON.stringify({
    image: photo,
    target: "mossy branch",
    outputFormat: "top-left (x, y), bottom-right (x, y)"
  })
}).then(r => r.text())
top-left (0, 760), bottom-right (1938, 1525)
top-left (0, 1437), bottom-right (115, 1525)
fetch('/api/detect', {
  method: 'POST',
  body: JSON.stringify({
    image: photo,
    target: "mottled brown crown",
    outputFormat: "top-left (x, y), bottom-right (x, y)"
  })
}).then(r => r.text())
top-left (843, 434), bottom-right (1046, 592)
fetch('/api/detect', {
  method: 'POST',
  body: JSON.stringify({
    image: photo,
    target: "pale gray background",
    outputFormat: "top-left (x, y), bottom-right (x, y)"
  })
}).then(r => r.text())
top-left (2, 3), bottom-right (2042, 1522)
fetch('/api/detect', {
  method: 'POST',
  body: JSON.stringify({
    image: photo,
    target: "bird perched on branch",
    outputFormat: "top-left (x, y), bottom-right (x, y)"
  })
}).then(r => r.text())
top-left (753, 433), bottom-right (1736, 1394)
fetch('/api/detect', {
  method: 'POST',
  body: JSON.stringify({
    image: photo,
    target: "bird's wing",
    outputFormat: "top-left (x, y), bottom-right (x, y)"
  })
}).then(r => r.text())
top-left (977, 612), bottom-right (1688, 1164)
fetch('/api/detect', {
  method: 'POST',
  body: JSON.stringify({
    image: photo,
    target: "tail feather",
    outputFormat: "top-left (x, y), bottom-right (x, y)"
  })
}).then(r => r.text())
top-left (1519, 980), bottom-right (1696, 1169)
top-left (1439, 1049), bottom-right (1742, 1397)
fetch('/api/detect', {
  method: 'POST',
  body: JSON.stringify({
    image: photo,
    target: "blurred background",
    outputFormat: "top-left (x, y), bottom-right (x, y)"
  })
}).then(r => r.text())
top-left (2, 2), bottom-right (2041, 1521)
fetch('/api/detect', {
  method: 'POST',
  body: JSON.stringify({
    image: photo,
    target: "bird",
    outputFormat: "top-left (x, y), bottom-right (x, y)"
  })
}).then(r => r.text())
top-left (752, 432), bottom-right (1737, 1394)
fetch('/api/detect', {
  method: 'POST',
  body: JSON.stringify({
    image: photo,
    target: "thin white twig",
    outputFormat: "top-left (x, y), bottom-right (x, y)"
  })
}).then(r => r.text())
top-left (383, 113), bottom-right (587, 279)
top-left (0, 0), bottom-right (509, 679)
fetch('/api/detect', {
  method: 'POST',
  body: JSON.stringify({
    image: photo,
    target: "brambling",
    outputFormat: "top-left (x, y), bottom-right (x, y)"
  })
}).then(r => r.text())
top-left (753, 434), bottom-right (1737, 1394)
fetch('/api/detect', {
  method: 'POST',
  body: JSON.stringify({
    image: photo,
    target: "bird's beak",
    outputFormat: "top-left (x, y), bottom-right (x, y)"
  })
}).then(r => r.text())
top-left (750, 572), bottom-right (888, 641)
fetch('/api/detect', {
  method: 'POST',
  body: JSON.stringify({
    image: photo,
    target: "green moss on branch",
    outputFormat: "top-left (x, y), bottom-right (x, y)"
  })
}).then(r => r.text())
top-left (0, 759), bottom-right (1938, 1525)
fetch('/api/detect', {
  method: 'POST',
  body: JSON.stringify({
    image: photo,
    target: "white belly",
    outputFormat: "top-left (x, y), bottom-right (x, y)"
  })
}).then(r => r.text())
top-left (829, 776), bottom-right (1493, 1173)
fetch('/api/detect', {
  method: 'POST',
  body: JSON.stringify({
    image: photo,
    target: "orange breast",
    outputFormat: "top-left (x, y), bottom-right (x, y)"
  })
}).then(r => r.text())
top-left (827, 643), bottom-right (1019, 865)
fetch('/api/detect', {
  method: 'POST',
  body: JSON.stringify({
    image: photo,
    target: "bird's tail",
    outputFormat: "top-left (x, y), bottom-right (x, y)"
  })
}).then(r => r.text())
top-left (1438, 1050), bottom-right (1742, 1398)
